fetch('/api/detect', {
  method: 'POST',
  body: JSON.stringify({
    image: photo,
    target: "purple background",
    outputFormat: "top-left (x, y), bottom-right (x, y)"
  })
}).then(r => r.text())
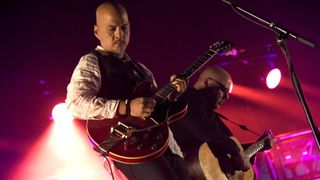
top-left (1, 0), bottom-right (319, 179)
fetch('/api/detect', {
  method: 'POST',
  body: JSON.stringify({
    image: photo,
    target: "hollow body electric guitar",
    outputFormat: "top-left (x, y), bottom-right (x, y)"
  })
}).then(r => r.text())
top-left (185, 129), bottom-right (273, 180)
top-left (86, 41), bottom-right (233, 164)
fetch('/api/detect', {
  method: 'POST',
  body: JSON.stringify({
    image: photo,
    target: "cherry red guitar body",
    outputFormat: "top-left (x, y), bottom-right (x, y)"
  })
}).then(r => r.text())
top-left (87, 81), bottom-right (188, 164)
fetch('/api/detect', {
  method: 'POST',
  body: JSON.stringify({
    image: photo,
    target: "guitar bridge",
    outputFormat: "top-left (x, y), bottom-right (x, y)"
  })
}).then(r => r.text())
top-left (110, 121), bottom-right (133, 139)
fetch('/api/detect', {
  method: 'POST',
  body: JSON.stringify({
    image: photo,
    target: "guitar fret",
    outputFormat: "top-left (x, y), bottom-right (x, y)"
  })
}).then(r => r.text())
top-left (203, 53), bottom-right (213, 59)
top-left (181, 51), bottom-right (216, 78)
top-left (153, 84), bottom-right (177, 102)
top-left (154, 51), bottom-right (216, 103)
top-left (245, 137), bottom-right (268, 158)
top-left (208, 49), bottom-right (214, 53)
top-left (153, 94), bottom-right (165, 102)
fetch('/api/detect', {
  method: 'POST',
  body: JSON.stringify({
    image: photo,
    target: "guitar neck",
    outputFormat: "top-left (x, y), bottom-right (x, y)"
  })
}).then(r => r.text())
top-left (153, 48), bottom-right (219, 103)
top-left (245, 137), bottom-right (268, 158)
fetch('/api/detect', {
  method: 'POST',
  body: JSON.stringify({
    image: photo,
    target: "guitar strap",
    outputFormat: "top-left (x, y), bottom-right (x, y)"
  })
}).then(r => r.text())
top-left (96, 129), bottom-right (127, 155)
top-left (216, 112), bottom-right (260, 137)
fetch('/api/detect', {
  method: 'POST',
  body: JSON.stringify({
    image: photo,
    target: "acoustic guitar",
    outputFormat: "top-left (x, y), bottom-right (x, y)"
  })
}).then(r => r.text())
top-left (185, 129), bottom-right (273, 180)
top-left (86, 41), bottom-right (233, 164)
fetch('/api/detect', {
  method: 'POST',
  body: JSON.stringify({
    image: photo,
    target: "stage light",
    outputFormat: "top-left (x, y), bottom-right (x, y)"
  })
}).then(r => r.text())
top-left (51, 103), bottom-right (73, 125)
top-left (225, 48), bottom-right (238, 57)
top-left (219, 47), bottom-right (246, 57)
top-left (266, 68), bottom-right (281, 89)
top-left (11, 120), bottom-right (109, 180)
top-left (285, 154), bottom-right (292, 160)
top-left (11, 102), bottom-right (109, 180)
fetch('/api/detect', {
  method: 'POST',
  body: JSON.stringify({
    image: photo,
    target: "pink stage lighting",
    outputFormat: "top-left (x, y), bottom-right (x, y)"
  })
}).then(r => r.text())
top-left (51, 102), bottom-right (73, 125)
top-left (229, 82), bottom-right (233, 94)
top-left (255, 129), bottom-right (320, 179)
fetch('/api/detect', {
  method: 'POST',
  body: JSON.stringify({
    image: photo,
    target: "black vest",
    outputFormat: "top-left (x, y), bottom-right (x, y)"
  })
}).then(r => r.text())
top-left (93, 51), bottom-right (152, 100)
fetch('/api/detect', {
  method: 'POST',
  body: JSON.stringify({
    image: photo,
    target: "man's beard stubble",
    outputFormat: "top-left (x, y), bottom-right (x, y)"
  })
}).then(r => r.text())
top-left (198, 87), bottom-right (219, 110)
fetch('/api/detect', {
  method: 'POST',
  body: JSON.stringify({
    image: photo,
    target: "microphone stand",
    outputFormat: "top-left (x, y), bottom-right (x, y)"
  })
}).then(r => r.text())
top-left (222, 0), bottom-right (320, 150)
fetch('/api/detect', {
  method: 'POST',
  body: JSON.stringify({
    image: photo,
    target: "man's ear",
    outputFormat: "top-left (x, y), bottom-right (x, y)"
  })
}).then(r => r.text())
top-left (204, 78), bottom-right (211, 88)
top-left (94, 25), bottom-right (99, 39)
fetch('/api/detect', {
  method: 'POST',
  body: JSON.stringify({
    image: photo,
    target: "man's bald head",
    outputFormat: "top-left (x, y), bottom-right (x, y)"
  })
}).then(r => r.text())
top-left (95, 2), bottom-right (128, 27)
top-left (193, 65), bottom-right (233, 109)
top-left (194, 65), bottom-right (232, 91)
top-left (94, 2), bottom-right (130, 59)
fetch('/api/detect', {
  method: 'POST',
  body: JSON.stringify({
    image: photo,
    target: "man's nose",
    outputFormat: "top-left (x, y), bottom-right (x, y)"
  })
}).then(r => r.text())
top-left (114, 27), bottom-right (123, 39)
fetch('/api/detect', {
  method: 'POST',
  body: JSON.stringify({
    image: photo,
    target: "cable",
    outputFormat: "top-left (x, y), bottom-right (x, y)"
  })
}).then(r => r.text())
top-left (103, 155), bottom-right (115, 180)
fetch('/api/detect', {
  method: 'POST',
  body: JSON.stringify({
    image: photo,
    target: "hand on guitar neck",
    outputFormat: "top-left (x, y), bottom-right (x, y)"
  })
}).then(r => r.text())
top-left (118, 75), bottom-right (187, 120)
top-left (232, 129), bottom-right (275, 172)
top-left (256, 128), bottom-right (276, 151)
top-left (231, 151), bottom-right (251, 172)
top-left (185, 129), bottom-right (275, 180)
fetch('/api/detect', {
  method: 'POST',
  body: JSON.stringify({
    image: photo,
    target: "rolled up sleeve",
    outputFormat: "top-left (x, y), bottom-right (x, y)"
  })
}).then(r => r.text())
top-left (66, 53), bottom-right (119, 120)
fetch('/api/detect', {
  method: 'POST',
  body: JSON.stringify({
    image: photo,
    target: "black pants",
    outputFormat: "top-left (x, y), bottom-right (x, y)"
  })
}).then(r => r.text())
top-left (114, 150), bottom-right (192, 180)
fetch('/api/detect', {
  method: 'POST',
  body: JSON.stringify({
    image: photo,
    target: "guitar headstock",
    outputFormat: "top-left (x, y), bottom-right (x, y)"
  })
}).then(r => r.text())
top-left (210, 41), bottom-right (233, 53)
top-left (262, 128), bottom-right (273, 138)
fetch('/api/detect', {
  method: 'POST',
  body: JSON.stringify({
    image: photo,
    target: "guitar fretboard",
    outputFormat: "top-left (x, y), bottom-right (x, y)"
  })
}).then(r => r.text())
top-left (152, 42), bottom-right (231, 103)
top-left (245, 136), bottom-right (268, 158)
